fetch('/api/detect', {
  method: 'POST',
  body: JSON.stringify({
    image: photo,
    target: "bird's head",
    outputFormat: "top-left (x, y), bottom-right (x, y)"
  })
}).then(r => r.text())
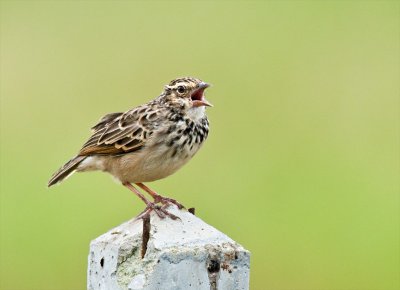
top-left (162, 77), bottom-right (212, 114)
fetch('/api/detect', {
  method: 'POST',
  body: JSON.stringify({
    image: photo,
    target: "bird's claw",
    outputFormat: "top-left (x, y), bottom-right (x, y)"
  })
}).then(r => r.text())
top-left (135, 202), bottom-right (180, 221)
top-left (154, 196), bottom-right (185, 210)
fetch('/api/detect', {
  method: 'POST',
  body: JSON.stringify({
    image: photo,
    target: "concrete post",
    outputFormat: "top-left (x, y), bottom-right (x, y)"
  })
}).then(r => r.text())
top-left (87, 205), bottom-right (250, 290)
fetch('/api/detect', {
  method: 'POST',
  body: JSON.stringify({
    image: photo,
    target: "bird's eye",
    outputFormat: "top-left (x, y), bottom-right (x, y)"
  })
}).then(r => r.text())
top-left (177, 86), bottom-right (185, 94)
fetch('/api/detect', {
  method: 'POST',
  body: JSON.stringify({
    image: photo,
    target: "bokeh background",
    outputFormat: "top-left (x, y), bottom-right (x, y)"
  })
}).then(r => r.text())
top-left (1, 1), bottom-right (399, 289)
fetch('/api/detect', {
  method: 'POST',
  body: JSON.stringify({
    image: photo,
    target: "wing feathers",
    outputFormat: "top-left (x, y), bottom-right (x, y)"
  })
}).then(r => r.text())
top-left (78, 106), bottom-right (157, 156)
top-left (91, 112), bottom-right (123, 132)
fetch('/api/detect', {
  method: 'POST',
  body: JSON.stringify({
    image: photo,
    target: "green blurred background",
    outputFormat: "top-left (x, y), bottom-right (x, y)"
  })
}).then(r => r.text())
top-left (1, 1), bottom-right (399, 289)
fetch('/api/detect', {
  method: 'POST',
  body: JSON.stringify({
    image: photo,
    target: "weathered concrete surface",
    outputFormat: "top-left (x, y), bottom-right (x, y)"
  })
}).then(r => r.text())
top-left (87, 205), bottom-right (250, 290)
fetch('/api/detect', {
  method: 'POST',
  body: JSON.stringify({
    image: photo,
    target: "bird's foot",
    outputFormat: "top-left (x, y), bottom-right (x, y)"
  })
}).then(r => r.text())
top-left (134, 183), bottom-right (185, 210)
top-left (153, 195), bottom-right (185, 210)
top-left (135, 202), bottom-right (180, 221)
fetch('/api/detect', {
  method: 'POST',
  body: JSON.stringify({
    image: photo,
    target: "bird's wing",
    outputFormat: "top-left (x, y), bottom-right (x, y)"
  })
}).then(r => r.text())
top-left (78, 105), bottom-right (159, 156)
top-left (90, 112), bottom-right (123, 132)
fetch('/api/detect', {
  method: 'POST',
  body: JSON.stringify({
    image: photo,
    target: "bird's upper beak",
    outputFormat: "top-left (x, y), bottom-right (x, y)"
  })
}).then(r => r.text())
top-left (191, 82), bottom-right (213, 107)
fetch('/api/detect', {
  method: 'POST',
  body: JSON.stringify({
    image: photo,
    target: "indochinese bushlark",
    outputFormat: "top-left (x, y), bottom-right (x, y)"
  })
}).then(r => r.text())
top-left (48, 77), bottom-right (212, 219)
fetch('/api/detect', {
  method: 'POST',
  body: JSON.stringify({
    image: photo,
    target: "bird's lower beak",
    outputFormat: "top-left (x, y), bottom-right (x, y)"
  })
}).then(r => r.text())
top-left (192, 99), bottom-right (213, 107)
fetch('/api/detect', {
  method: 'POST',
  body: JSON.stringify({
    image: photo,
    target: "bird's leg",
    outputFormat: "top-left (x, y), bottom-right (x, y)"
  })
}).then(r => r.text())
top-left (123, 183), bottom-right (179, 220)
top-left (123, 183), bottom-right (152, 206)
top-left (135, 183), bottom-right (185, 209)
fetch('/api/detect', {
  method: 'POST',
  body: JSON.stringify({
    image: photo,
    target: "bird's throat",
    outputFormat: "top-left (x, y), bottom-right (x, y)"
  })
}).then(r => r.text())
top-left (187, 106), bottom-right (206, 121)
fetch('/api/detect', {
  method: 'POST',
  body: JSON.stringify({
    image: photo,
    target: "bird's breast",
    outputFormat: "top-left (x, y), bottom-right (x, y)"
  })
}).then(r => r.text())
top-left (113, 116), bottom-right (209, 183)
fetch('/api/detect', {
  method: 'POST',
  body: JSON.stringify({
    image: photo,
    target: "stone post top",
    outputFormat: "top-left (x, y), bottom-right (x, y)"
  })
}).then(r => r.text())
top-left (88, 205), bottom-right (250, 290)
top-left (92, 205), bottom-right (247, 251)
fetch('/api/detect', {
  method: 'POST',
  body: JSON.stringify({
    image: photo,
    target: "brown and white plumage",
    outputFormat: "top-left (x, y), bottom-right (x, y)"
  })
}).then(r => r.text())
top-left (48, 77), bottom-right (212, 219)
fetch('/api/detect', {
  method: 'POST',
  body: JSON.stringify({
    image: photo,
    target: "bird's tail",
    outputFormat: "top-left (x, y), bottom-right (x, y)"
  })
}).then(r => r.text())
top-left (48, 156), bottom-right (86, 187)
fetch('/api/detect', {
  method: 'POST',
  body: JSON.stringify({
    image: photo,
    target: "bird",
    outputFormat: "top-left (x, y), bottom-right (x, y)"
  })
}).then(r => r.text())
top-left (48, 77), bottom-right (212, 220)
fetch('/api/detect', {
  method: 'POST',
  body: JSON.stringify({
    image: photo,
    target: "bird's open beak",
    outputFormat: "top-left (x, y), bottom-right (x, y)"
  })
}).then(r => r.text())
top-left (191, 82), bottom-right (213, 107)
